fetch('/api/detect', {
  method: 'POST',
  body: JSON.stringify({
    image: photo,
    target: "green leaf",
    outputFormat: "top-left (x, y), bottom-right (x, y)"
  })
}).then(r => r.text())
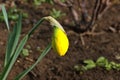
top-left (13, 17), bottom-right (49, 80)
top-left (1, 5), bottom-right (10, 31)
top-left (4, 14), bottom-right (22, 67)
top-left (105, 63), bottom-right (112, 70)
top-left (0, 14), bottom-right (23, 80)
top-left (60, 0), bottom-right (66, 2)
top-left (50, 8), bottom-right (65, 19)
top-left (22, 49), bottom-right (29, 56)
top-left (0, 35), bottom-right (28, 80)
top-left (15, 43), bottom-right (52, 80)
top-left (96, 56), bottom-right (108, 67)
top-left (1, 15), bottom-right (49, 80)
top-left (110, 61), bottom-right (120, 70)
top-left (83, 59), bottom-right (96, 70)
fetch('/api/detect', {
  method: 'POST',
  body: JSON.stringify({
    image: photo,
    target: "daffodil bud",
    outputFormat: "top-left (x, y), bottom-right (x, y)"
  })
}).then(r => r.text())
top-left (44, 16), bottom-right (69, 56)
top-left (52, 26), bottom-right (69, 56)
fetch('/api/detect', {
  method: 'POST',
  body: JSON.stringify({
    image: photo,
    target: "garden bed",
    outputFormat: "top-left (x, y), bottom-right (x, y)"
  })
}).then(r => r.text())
top-left (0, 0), bottom-right (120, 80)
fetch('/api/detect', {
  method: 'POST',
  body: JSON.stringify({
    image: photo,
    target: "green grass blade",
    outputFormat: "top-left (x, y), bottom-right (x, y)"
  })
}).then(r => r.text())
top-left (1, 5), bottom-right (10, 31)
top-left (13, 17), bottom-right (50, 80)
top-left (1, 16), bottom-right (45, 80)
top-left (1, 15), bottom-right (47, 80)
top-left (14, 43), bottom-right (52, 80)
top-left (4, 14), bottom-right (22, 67)
top-left (0, 35), bottom-right (28, 80)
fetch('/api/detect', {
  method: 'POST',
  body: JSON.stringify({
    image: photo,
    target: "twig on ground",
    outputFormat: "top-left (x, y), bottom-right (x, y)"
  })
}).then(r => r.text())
top-left (88, 0), bottom-right (112, 30)
top-left (53, 0), bottom-right (67, 7)
top-left (66, 0), bottom-right (79, 25)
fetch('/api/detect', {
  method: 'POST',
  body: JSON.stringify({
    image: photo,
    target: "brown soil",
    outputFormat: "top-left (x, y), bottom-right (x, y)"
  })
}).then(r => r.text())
top-left (0, 0), bottom-right (120, 80)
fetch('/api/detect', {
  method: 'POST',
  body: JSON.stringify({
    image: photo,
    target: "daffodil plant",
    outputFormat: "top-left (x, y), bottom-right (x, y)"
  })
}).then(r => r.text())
top-left (0, 5), bottom-right (69, 80)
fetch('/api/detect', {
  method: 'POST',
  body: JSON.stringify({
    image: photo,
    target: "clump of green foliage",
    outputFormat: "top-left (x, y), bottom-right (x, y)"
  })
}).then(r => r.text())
top-left (0, 7), bottom-right (28, 22)
top-left (34, 0), bottom-right (66, 5)
top-left (34, 0), bottom-right (54, 5)
top-left (22, 48), bottom-right (29, 56)
top-left (74, 56), bottom-right (120, 72)
top-left (21, 45), bottom-right (31, 57)
top-left (33, 0), bottom-right (66, 19)
top-left (50, 8), bottom-right (66, 19)
top-left (60, 0), bottom-right (66, 2)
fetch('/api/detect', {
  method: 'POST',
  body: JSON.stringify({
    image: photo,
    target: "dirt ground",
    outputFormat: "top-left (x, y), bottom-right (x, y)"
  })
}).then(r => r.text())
top-left (0, 0), bottom-right (120, 80)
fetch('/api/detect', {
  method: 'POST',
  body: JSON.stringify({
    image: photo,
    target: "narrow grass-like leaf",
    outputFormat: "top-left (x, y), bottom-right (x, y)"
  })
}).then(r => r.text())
top-left (0, 35), bottom-right (28, 80)
top-left (15, 43), bottom-right (52, 80)
top-left (1, 5), bottom-right (10, 31)
top-left (4, 14), bottom-right (22, 67)
top-left (1, 16), bottom-right (46, 80)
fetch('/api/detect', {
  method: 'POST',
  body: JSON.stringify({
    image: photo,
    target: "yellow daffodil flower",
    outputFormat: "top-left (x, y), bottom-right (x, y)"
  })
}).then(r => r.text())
top-left (44, 16), bottom-right (69, 56)
top-left (52, 26), bottom-right (69, 56)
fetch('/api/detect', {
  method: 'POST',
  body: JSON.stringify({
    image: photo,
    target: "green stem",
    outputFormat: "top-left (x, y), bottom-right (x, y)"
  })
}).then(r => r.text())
top-left (1, 17), bottom-right (45, 80)
top-left (28, 18), bottom-right (45, 36)
top-left (0, 36), bottom-right (28, 80)
top-left (14, 43), bottom-right (52, 80)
